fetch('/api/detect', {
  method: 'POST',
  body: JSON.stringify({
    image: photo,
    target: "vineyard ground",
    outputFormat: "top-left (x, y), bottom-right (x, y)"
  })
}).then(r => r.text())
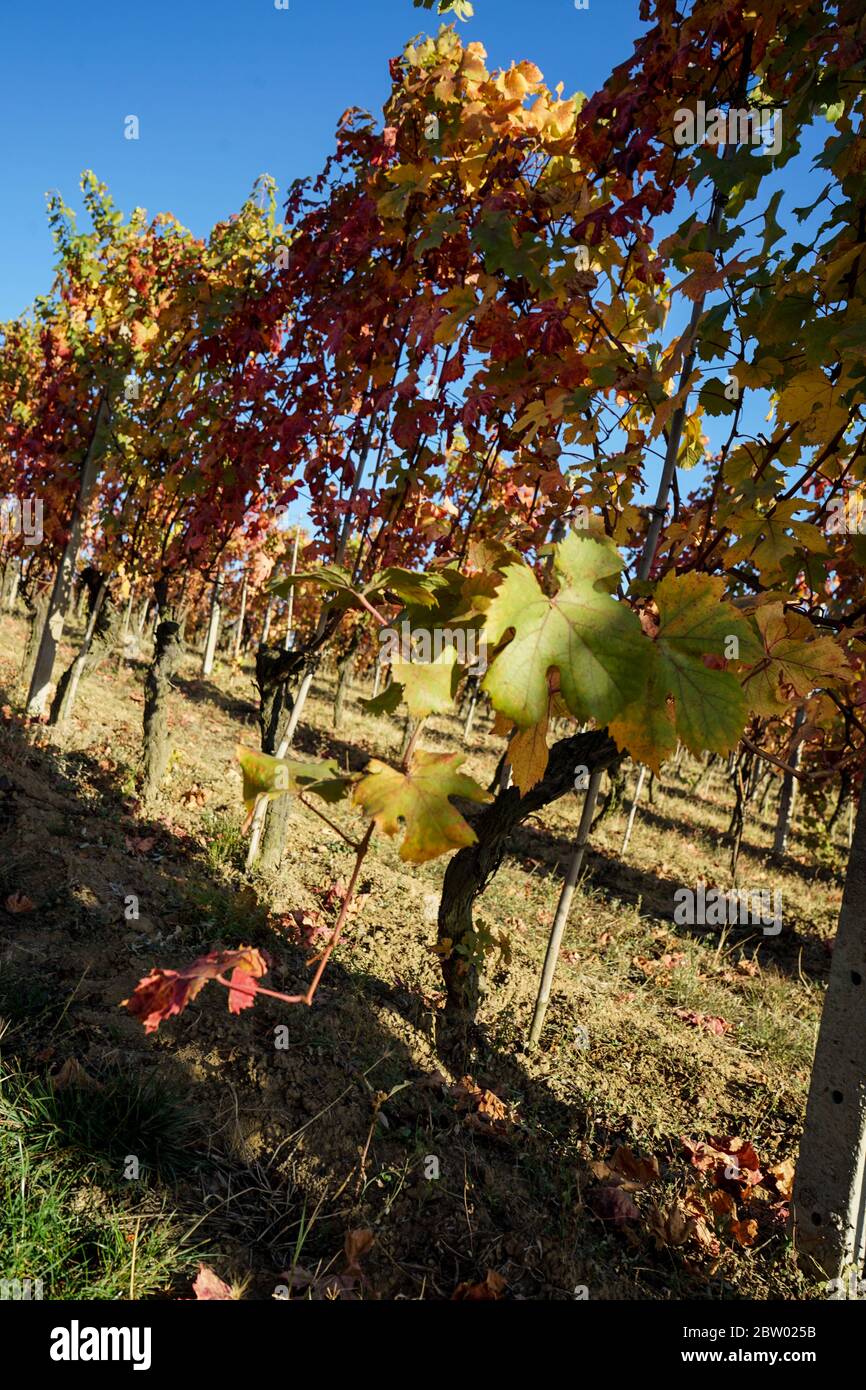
top-left (0, 610), bottom-right (842, 1300)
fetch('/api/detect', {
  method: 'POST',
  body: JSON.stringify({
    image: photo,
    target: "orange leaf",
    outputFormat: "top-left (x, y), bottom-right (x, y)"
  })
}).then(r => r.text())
top-left (731, 1217), bottom-right (758, 1247)
top-left (452, 1270), bottom-right (507, 1300)
top-left (4, 892), bottom-right (35, 914)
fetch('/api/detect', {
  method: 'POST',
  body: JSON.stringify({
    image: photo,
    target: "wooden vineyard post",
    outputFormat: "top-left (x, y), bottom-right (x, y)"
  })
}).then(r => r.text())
top-left (463, 685), bottom-right (479, 743)
top-left (792, 774), bottom-right (866, 1281)
top-left (283, 528), bottom-right (301, 651)
top-left (202, 574), bottom-right (223, 677)
top-left (120, 586), bottom-right (135, 648)
top-left (259, 594), bottom-right (274, 648)
top-left (620, 764), bottom-right (647, 856)
top-left (527, 768), bottom-right (603, 1049)
top-left (48, 577), bottom-right (110, 726)
top-left (1, 556), bottom-right (21, 612)
top-left (773, 707), bottom-right (806, 856)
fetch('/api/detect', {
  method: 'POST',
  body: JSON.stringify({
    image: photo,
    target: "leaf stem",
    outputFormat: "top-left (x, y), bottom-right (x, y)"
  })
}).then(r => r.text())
top-left (214, 975), bottom-right (307, 1005)
top-left (302, 821), bottom-right (375, 1004)
top-left (402, 716), bottom-right (426, 769)
top-left (297, 792), bottom-right (361, 849)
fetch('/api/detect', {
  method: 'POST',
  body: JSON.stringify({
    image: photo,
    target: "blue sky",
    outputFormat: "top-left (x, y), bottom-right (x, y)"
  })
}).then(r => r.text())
top-left (1, 0), bottom-right (645, 320)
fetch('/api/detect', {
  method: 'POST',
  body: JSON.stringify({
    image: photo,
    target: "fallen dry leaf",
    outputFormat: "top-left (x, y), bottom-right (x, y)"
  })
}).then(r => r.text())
top-left (192, 1264), bottom-right (236, 1300)
top-left (344, 1228), bottom-right (374, 1274)
top-left (683, 1192), bottom-right (721, 1256)
top-left (674, 1008), bottom-right (731, 1036)
top-left (588, 1184), bottom-right (640, 1226)
top-left (125, 834), bottom-right (156, 854)
top-left (736, 958), bottom-right (760, 978)
top-left (275, 908), bottom-right (333, 949)
top-left (766, 1158), bottom-right (795, 1200)
top-left (4, 891), bottom-right (35, 914)
top-left (590, 1147), bottom-right (661, 1191)
top-left (731, 1217), bottom-right (759, 1247)
top-left (649, 1201), bottom-right (694, 1249)
top-left (181, 783), bottom-right (208, 807)
top-left (609, 1145), bottom-right (662, 1188)
top-left (477, 1090), bottom-right (509, 1123)
top-left (709, 1189), bottom-right (737, 1217)
top-left (452, 1075), bottom-right (514, 1139)
top-left (452, 1269), bottom-right (507, 1300)
top-left (683, 1135), bottom-right (763, 1191)
top-left (50, 1057), bottom-right (102, 1092)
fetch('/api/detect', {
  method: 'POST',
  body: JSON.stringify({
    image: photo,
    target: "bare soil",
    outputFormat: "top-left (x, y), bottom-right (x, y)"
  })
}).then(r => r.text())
top-left (0, 610), bottom-right (839, 1300)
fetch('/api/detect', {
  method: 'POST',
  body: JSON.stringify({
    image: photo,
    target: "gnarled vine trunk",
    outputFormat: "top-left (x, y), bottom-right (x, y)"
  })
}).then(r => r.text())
top-left (435, 728), bottom-right (619, 1059)
top-left (246, 608), bottom-right (342, 871)
top-left (26, 395), bottom-right (110, 716)
top-left (255, 645), bottom-right (306, 871)
top-left (141, 621), bottom-right (183, 803)
top-left (19, 587), bottom-right (51, 694)
top-left (333, 635), bottom-right (359, 731)
top-left (0, 556), bottom-right (21, 612)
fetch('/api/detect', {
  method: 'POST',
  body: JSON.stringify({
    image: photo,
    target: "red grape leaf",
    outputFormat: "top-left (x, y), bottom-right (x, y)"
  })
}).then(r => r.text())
top-left (122, 947), bottom-right (269, 1033)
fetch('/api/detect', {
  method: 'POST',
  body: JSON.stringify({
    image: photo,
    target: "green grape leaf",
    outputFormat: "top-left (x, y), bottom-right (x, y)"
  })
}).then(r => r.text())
top-left (481, 532), bottom-right (649, 728)
top-left (352, 751), bottom-right (490, 863)
top-left (609, 667), bottom-right (677, 775)
top-left (236, 746), bottom-right (350, 814)
top-left (360, 682), bottom-right (404, 717)
top-left (366, 567), bottom-right (450, 609)
top-left (471, 212), bottom-right (550, 292)
top-left (652, 572), bottom-right (753, 755)
top-left (387, 645), bottom-right (460, 719)
top-left (269, 564), bottom-right (353, 598)
top-left (698, 376), bottom-right (739, 417)
top-left (268, 564), bottom-right (377, 614)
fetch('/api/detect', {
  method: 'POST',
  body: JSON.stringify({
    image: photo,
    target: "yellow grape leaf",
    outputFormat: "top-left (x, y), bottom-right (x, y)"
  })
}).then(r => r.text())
top-left (609, 672), bottom-right (676, 776)
top-left (390, 645), bottom-right (460, 719)
top-left (457, 151), bottom-right (488, 195)
top-left (352, 751), bottom-right (490, 863)
top-left (516, 59), bottom-right (543, 84)
top-left (508, 712), bottom-right (549, 794)
top-left (741, 604), bottom-right (850, 715)
top-left (377, 163), bottom-right (434, 221)
top-left (434, 285), bottom-right (477, 345)
top-left (727, 499), bottom-right (830, 580)
top-left (131, 319), bottom-right (158, 350)
top-left (776, 369), bottom-right (851, 444)
top-left (494, 64), bottom-right (532, 101)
